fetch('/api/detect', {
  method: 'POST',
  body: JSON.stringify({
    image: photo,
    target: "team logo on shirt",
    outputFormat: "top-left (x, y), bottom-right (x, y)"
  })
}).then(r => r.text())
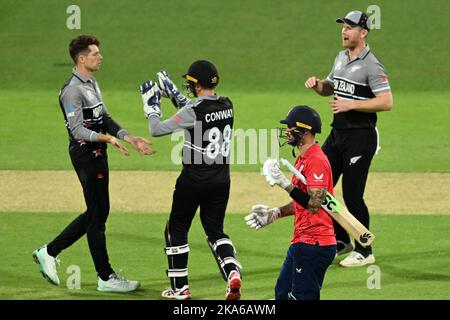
top-left (350, 65), bottom-right (362, 73)
top-left (313, 173), bottom-right (324, 182)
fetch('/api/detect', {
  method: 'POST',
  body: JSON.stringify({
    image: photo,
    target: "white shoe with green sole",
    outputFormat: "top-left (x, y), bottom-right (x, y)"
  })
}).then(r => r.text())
top-left (32, 245), bottom-right (60, 285)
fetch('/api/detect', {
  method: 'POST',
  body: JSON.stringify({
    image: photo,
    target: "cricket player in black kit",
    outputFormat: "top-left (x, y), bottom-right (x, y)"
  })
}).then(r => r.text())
top-left (139, 60), bottom-right (242, 300)
top-left (305, 11), bottom-right (393, 267)
top-left (33, 35), bottom-right (154, 292)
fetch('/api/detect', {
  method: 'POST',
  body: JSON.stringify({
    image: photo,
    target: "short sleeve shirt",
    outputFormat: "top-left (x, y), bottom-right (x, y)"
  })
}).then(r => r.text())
top-left (325, 45), bottom-right (391, 129)
top-left (290, 144), bottom-right (336, 246)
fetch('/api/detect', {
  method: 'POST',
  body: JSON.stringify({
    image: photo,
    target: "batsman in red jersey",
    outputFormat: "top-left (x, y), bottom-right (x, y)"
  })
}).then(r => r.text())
top-left (246, 105), bottom-right (336, 300)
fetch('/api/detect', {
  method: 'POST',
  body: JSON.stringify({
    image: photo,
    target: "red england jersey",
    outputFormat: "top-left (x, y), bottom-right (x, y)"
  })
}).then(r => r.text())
top-left (290, 143), bottom-right (336, 246)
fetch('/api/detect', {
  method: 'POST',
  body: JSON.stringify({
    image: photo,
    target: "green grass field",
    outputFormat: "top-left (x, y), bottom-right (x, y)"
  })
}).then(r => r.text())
top-left (1, 90), bottom-right (449, 172)
top-left (1, 0), bottom-right (449, 301)
top-left (1, 0), bottom-right (450, 172)
top-left (1, 213), bottom-right (449, 300)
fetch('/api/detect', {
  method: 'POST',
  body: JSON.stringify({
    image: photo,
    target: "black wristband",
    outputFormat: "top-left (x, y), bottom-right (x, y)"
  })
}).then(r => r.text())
top-left (289, 187), bottom-right (310, 209)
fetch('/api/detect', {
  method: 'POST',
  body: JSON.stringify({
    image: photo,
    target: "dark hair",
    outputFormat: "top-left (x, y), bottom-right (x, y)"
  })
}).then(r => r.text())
top-left (69, 35), bottom-right (100, 63)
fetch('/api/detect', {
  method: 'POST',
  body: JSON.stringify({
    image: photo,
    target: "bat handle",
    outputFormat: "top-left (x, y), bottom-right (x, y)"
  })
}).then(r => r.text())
top-left (280, 158), bottom-right (307, 185)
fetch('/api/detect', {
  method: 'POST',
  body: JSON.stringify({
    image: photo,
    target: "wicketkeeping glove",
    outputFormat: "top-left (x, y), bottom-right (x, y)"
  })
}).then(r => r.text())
top-left (157, 71), bottom-right (191, 109)
top-left (140, 80), bottom-right (162, 118)
top-left (245, 205), bottom-right (281, 230)
top-left (262, 158), bottom-right (291, 189)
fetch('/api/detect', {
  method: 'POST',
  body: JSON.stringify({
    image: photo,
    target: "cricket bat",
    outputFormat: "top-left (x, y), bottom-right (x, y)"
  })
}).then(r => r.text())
top-left (280, 158), bottom-right (375, 247)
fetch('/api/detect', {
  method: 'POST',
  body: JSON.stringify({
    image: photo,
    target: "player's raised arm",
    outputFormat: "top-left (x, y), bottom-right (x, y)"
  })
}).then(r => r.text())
top-left (157, 71), bottom-right (191, 109)
top-left (305, 76), bottom-right (334, 96)
top-left (139, 80), bottom-right (196, 137)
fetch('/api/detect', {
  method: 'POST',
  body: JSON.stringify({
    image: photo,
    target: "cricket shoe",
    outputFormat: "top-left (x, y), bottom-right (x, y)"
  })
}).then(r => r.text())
top-left (335, 240), bottom-right (354, 258)
top-left (161, 285), bottom-right (192, 300)
top-left (32, 245), bottom-right (60, 285)
top-left (97, 273), bottom-right (141, 292)
top-left (339, 251), bottom-right (375, 268)
top-left (226, 271), bottom-right (242, 300)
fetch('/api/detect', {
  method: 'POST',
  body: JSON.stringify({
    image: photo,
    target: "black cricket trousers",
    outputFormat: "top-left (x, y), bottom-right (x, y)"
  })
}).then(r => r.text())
top-left (168, 174), bottom-right (231, 246)
top-left (322, 128), bottom-right (378, 255)
top-left (166, 174), bottom-right (237, 289)
top-left (46, 156), bottom-right (114, 280)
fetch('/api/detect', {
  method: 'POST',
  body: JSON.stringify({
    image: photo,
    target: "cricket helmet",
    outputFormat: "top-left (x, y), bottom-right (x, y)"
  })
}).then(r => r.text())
top-left (278, 105), bottom-right (322, 149)
top-left (183, 60), bottom-right (219, 89)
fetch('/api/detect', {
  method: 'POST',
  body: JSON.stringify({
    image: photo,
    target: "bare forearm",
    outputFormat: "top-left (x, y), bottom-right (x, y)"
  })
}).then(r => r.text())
top-left (307, 188), bottom-right (327, 213)
top-left (97, 133), bottom-right (114, 143)
top-left (314, 80), bottom-right (334, 96)
top-left (352, 93), bottom-right (393, 112)
top-left (278, 202), bottom-right (294, 217)
top-left (123, 134), bottom-right (133, 143)
top-left (305, 77), bottom-right (334, 96)
top-left (283, 186), bottom-right (327, 214)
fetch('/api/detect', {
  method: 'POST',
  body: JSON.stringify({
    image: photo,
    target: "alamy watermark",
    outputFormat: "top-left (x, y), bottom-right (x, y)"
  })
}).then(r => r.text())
top-left (367, 5), bottom-right (381, 29)
top-left (366, 265), bottom-right (381, 289)
top-left (170, 124), bottom-right (280, 166)
top-left (66, 5), bottom-right (81, 30)
top-left (66, 265), bottom-right (81, 289)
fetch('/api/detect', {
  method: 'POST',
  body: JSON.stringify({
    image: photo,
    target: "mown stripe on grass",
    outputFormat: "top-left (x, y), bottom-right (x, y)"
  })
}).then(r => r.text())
top-left (0, 171), bottom-right (448, 215)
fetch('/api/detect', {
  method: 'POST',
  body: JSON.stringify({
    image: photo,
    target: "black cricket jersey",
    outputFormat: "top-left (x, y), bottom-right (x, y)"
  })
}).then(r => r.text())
top-left (182, 96), bottom-right (233, 184)
top-left (147, 95), bottom-right (233, 185)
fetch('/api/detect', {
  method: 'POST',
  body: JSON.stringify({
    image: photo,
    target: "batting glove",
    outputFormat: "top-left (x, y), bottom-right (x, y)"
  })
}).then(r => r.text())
top-left (245, 205), bottom-right (281, 230)
top-left (157, 71), bottom-right (191, 109)
top-left (140, 80), bottom-right (162, 118)
top-left (262, 158), bottom-right (291, 190)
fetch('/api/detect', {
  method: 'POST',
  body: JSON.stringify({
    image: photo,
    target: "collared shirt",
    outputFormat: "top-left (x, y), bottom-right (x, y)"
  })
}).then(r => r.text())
top-left (290, 143), bottom-right (336, 246)
top-left (325, 44), bottom-right (391, 129)
top-left (58, 68), bottom-right (127, 161)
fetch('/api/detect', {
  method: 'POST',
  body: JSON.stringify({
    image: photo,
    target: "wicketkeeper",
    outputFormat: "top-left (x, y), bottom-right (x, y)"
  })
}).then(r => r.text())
top-left (246, 106), bottom-right (336, 300)
top-left (139, 60), bottom-right (242, 300)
